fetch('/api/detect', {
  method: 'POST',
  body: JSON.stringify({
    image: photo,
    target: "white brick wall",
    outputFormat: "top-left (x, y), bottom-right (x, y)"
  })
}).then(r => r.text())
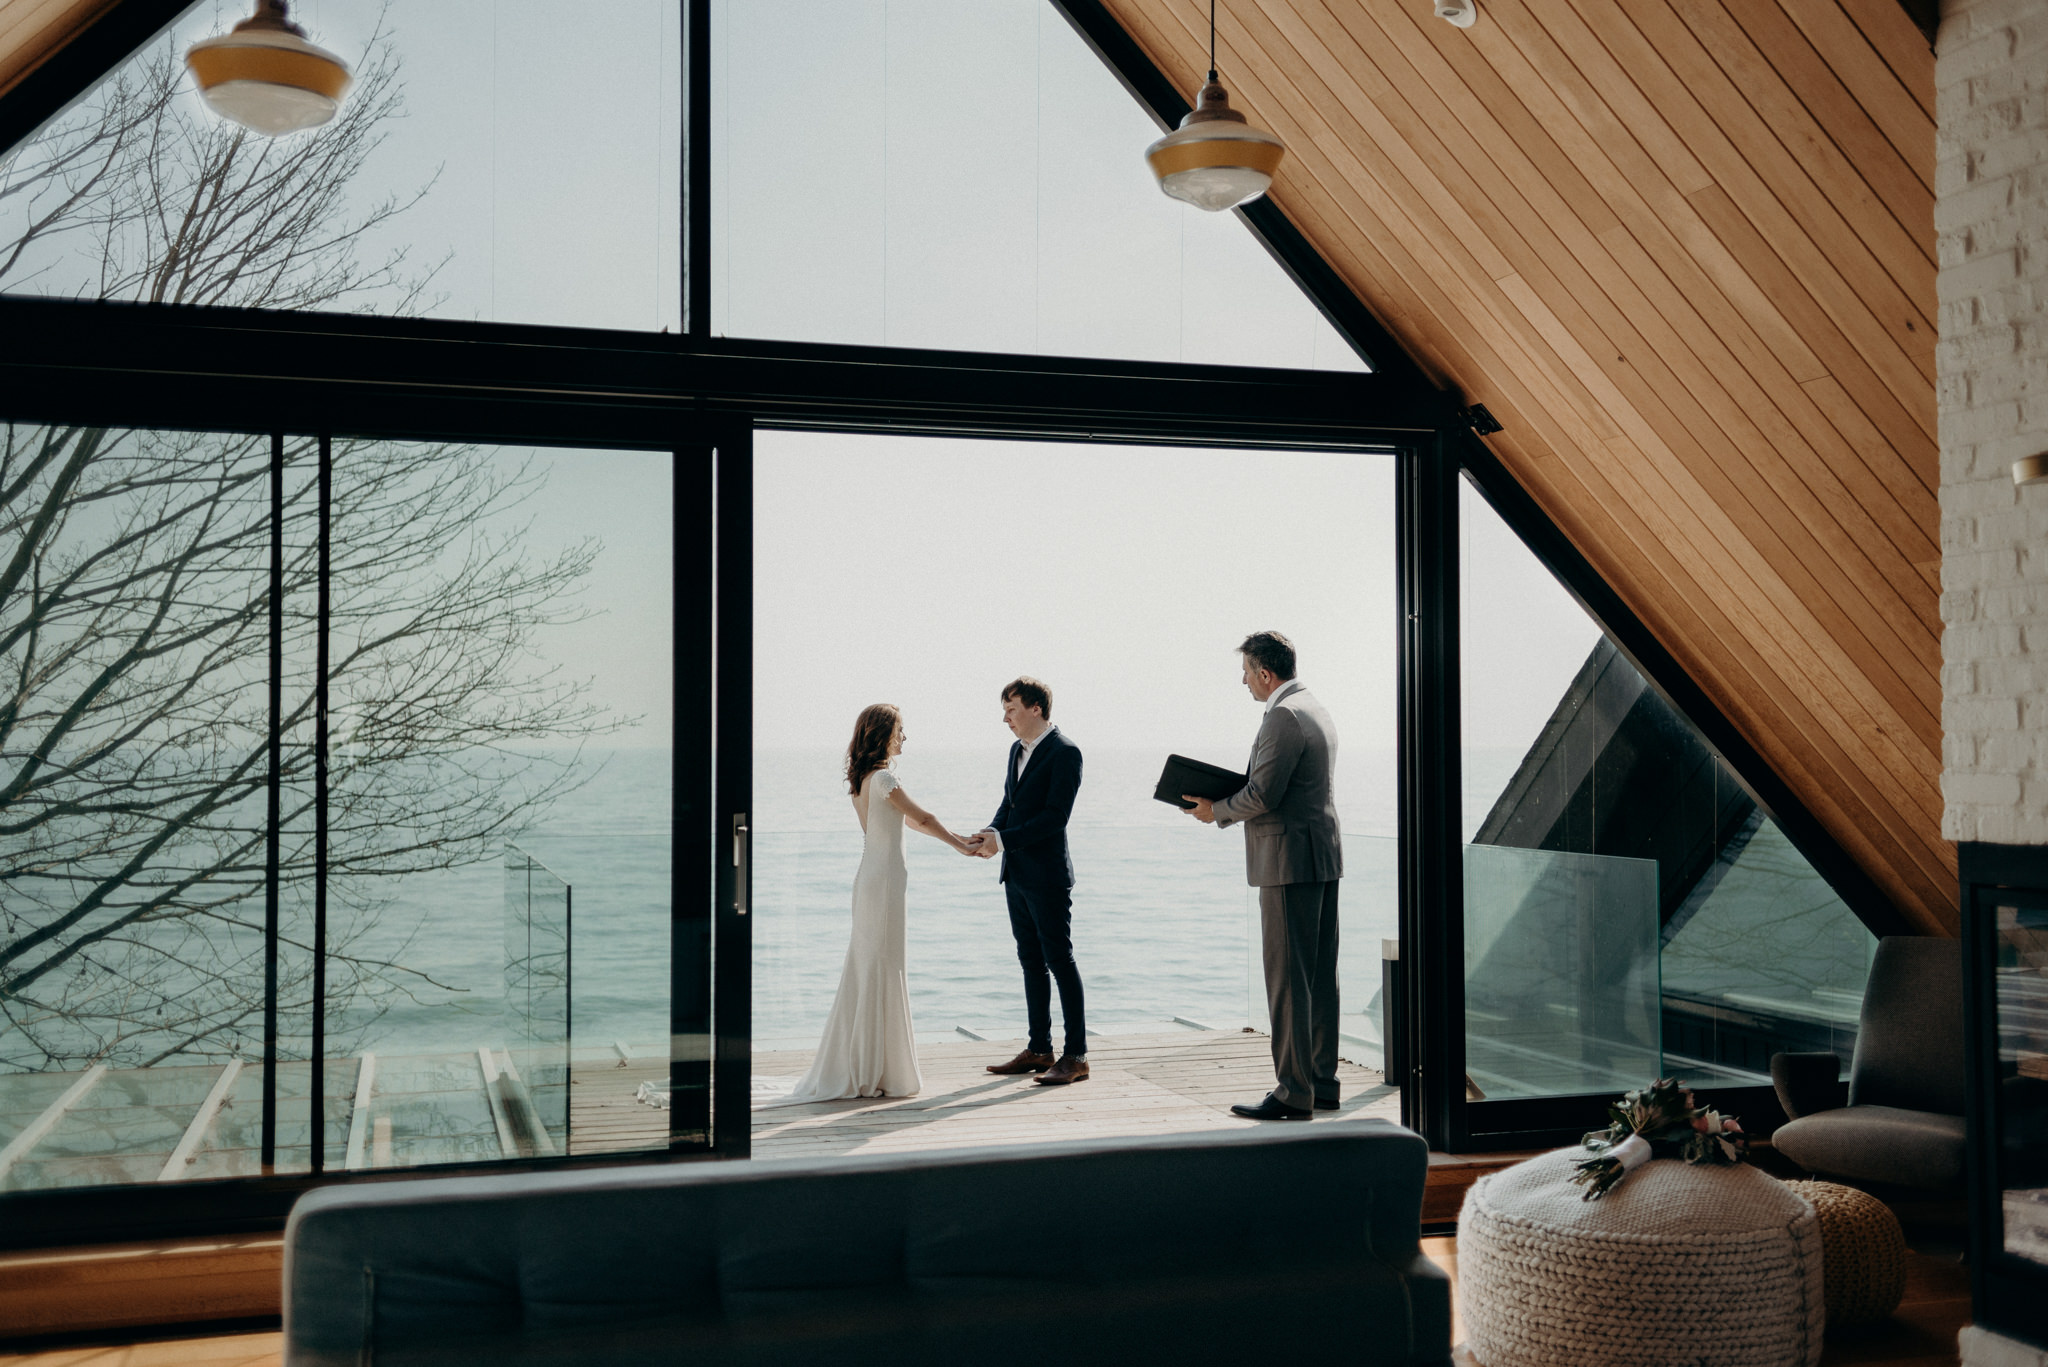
top-left (1939, 0), bottom-right (2048, 843)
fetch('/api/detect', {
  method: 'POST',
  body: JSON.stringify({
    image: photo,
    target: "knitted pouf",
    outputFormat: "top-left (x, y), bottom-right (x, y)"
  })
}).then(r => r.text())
top-left (1777, 1180), bottom-right (1906, 1327)
top-left (1458, 1148), bottom-right (1824, 1367)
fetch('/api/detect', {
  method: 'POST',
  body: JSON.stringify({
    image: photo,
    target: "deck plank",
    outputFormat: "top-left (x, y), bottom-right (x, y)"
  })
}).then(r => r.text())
top-left (566, 1030), bottom-right (1396, 1160)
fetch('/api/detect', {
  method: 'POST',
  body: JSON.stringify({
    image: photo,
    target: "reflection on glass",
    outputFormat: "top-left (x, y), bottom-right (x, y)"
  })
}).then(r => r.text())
top-left (0, 437), bottom-right (671, 1192)
top-left (1997, 901), bottom-right (2048, 1266)
top-left (712, 0), bottom-right (1362, 369)
top-left (0, 2), bottom-right (680, 331)
top-left (323, 443), bottom-right (671, 1172)
top-left (1460, 480), bottom-right (1870, 1099)
top-left (1464, 845), bottom-right (1660, 1101)
top-left (0, 425), bottom-right (294, 1191)
top-left (1661, 819), bottom-right (1871, 1070)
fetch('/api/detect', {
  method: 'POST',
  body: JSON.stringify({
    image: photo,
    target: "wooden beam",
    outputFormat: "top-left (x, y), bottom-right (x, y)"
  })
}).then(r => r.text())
top-left (0, 1065), bottom-right (106, 1184)
top-left (342, 1054), bottom-right (376, 1171)
top-left (478, 1048), bottom-right (520, 1161)
top-left (157, 1060), bottom-right (243, 1183)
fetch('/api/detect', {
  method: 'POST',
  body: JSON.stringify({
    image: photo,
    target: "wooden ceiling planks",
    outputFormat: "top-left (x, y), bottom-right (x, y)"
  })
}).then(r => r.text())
top-left (0, 0), bottom-right (122, 102)
top-left (1103, 0), bottom-right (1951, 930)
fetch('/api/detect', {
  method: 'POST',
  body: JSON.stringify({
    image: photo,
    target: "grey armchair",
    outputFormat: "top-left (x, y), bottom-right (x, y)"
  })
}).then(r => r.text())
top-left (1769, 936), bottom-right (1964, 1192)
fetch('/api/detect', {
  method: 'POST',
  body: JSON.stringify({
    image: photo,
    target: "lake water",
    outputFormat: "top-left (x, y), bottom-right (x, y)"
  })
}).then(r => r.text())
top-left (341, 744), bottom-right (1409, 1059)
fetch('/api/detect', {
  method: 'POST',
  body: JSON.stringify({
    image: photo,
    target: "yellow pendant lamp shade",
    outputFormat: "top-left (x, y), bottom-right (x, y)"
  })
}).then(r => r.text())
top-left (1145, 78), bottom-right (1285, 212)
top-left (186, 0), bottom-right (351, 137)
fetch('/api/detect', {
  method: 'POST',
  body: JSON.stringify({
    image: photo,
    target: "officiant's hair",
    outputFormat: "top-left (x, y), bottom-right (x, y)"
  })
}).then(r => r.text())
top-left (1239, 631), bottom-right (1297, 680)
top-left (1000, 676), bottom-right (1051, 719)
top-left (845, 703), bottom-right (901, 795)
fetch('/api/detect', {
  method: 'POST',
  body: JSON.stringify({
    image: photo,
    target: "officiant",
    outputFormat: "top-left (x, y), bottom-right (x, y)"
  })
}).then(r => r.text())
top-left (1183, 631), bottom-right (1344, 1121)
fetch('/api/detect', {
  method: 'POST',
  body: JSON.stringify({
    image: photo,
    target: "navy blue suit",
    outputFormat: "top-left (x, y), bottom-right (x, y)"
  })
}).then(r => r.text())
top-left (988, 728), bottom-right (1086, 1056)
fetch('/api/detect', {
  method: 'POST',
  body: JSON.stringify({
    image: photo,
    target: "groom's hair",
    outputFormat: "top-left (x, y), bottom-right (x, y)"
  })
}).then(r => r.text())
top-left (1001, 676), bottom-right (1052, 719)
top-left (1239, 631), bottom-right (1297, 680)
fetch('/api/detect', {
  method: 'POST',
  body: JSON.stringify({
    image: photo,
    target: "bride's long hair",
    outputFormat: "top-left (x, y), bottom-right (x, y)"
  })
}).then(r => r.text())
top-left (845, 703), bottom-right (901, 795)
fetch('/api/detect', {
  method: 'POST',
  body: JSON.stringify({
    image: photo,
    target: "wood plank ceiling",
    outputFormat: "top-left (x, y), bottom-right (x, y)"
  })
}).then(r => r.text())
top-left (0, 0), bottom-right (119, 102)
top-left (1103, 0), bottom-right (1949, 932)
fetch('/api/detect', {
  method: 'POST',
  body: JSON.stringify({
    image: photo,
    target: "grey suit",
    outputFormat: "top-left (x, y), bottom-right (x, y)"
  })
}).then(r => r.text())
top-left (1215, 680), bottom-right (1343, 1111)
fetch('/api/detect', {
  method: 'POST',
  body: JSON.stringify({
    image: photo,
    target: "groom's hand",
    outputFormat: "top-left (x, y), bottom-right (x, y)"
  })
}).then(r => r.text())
top-left (1184, 795), bottom-right (1217, 824)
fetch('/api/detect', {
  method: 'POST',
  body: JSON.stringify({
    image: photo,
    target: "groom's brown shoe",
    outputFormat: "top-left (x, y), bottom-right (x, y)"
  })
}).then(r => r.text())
top-left (987, 1049), bottom-right (1055, 1075)
top-left (1035, 1054), bottom-right (1090, 1086)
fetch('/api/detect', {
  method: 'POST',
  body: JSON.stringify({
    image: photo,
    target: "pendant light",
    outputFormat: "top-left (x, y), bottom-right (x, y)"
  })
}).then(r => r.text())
top-left (1144, 1), bottom-right (1286, 212)
top-left (186, 0), bottom-right (351, 137)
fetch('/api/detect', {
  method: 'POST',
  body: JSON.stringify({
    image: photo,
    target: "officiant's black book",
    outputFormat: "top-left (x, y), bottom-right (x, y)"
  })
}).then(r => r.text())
top-left (1154, 754), bottom-right (1247, 810)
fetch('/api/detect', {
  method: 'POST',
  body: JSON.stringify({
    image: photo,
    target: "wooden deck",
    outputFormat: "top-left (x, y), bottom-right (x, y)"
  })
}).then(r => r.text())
top-left (752, 1028), bottom-right (1397, 1157)
top-left (565, 1027), bottom-right (1399, 1160)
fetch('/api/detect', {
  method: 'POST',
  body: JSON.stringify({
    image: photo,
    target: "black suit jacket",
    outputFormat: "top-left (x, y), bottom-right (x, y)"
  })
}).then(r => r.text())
top-left (988, 728), bottom-right (1082, 890)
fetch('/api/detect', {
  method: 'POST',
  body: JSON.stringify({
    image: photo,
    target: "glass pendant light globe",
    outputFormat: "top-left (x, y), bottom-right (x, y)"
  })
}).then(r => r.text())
top-left (186, 0), bottom-right (351, 137)
top-left (1145, 79), bottom-right (1286, 213)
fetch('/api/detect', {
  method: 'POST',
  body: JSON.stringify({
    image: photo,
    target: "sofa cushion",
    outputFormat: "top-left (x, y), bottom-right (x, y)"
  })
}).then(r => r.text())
top-left (284, 1121), bottom-right (1449, 1367)
top-left (1772, 1105), bottom-right (1967, 1191)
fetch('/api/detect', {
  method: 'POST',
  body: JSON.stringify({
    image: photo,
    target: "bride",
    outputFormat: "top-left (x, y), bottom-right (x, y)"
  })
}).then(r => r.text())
top-left (770, 703), bottom-right (977, 1104)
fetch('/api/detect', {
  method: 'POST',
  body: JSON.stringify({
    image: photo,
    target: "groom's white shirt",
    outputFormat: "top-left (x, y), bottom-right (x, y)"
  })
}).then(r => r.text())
top-left (985, 724), bottom-right (1058, 854)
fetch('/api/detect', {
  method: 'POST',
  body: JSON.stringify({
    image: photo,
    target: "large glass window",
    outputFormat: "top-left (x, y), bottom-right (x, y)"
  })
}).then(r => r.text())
top-left (323, 442), bottom-right (672, 1170)
top-left (0, 2), bottom-right (680, 330)
top-left (711, 0), bottom-right (1362, 369)
top-left (0, 433), bottom-right (673, 1192)
top-left (0, 424), bottom-right (312, 1190)
top-left (1459, 478), bottom-right (1873, 1102)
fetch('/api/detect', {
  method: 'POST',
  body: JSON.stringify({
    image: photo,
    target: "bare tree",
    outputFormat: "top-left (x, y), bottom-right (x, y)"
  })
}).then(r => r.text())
top-left (0, 28), bottom-right (611, 1072)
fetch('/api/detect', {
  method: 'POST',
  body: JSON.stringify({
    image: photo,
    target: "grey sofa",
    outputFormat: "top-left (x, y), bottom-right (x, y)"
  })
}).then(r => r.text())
top-left (1770, 935), bottom-right (1965, 1191)
top-left (284, 1120), bottom-right (1450, 1366)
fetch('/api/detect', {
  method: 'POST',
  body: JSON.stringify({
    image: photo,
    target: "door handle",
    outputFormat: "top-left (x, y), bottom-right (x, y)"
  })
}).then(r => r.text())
top-left (732, 814), bottom-right (750, 916)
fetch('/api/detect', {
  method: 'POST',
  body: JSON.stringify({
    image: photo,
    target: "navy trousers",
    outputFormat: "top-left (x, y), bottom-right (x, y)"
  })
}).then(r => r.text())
top-left (1006, 881), bottom-right (1086, 1057)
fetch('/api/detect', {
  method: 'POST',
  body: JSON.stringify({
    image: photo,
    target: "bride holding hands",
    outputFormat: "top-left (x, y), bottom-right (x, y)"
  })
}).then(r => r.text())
top-left (768, 703), bottom-right (981, 1104)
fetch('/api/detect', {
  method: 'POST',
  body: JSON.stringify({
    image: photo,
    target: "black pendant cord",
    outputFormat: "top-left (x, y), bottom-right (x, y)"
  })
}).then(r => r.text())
top-left (260, 433), bottom-right (282, 1171)
top-left (310, 434), bottom-right (330, 1172)
top-left (1207, 0), bottom-right (1217, 83)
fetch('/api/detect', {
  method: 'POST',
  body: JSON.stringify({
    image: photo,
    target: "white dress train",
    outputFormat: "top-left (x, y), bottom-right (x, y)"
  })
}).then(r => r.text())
top-left (763, 766), bottom-right (922, 1103)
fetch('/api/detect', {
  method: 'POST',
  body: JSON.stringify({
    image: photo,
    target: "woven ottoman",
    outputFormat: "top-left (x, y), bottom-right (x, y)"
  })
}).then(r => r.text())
top-left (1778, 1180), bottom-right (1907, 1326)
top-left (1459, 1148), bottom-right (1824, 1367)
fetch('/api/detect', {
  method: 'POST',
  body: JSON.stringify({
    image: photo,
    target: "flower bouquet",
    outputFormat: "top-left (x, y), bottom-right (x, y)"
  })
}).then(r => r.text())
top-left (1569, 1077), bottom-right (1747, 1200)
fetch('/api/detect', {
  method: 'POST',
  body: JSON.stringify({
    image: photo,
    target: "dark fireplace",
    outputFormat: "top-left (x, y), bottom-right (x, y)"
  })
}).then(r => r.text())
top-left (1961, 842), bottom-right (2048, 1352)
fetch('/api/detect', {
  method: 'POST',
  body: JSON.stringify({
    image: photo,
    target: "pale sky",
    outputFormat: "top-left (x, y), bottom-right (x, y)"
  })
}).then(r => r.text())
top-left (754, 432), bottom-right (1397, 757)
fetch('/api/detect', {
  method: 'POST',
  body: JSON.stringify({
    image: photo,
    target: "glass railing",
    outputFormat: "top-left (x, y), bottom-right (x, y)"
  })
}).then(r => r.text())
top-left (1464, 842), bottom-right (1661, 1102)
top-left (501, 844), bottom-right (571, 1155)
top-left (0, 842), bottom-right (588, 1191)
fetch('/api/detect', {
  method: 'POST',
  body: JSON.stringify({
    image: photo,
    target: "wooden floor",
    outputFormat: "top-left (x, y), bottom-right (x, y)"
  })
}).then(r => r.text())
top-left (0, 1237), bottom-right (1970, 1367)
top-left (0, 1030), bottom-right (1975, 1366)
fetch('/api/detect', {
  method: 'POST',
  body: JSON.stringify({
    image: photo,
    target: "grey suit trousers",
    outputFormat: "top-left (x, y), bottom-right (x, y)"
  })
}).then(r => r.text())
top-left (1260, 879), bottom-right (1340, 1110)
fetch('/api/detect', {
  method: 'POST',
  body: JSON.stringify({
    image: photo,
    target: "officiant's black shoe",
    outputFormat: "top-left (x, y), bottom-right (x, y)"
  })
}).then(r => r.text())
top-left (1036, 1054), bottom-right (1090, 1085)
top-left (1315, 1097), bottom-right (1340, 1111)
top-left (987, 1050), bottom-right (1055, 1075)
top-left (1231, 1094), bottom-right (1312, 1121)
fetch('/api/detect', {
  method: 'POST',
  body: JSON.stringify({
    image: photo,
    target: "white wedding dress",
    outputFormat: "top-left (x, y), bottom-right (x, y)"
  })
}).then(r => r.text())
top-left (765, 766), bottom-right (921, 1103)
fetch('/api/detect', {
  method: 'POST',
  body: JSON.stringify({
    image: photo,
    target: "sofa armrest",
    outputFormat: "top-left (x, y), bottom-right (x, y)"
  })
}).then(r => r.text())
top-left (1771, 1051), bottom-right (1848, 1120)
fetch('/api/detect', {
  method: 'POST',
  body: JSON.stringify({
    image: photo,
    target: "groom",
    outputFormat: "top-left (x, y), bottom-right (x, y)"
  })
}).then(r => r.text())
top-left (967, 677), bottom-right (1089, 1086)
